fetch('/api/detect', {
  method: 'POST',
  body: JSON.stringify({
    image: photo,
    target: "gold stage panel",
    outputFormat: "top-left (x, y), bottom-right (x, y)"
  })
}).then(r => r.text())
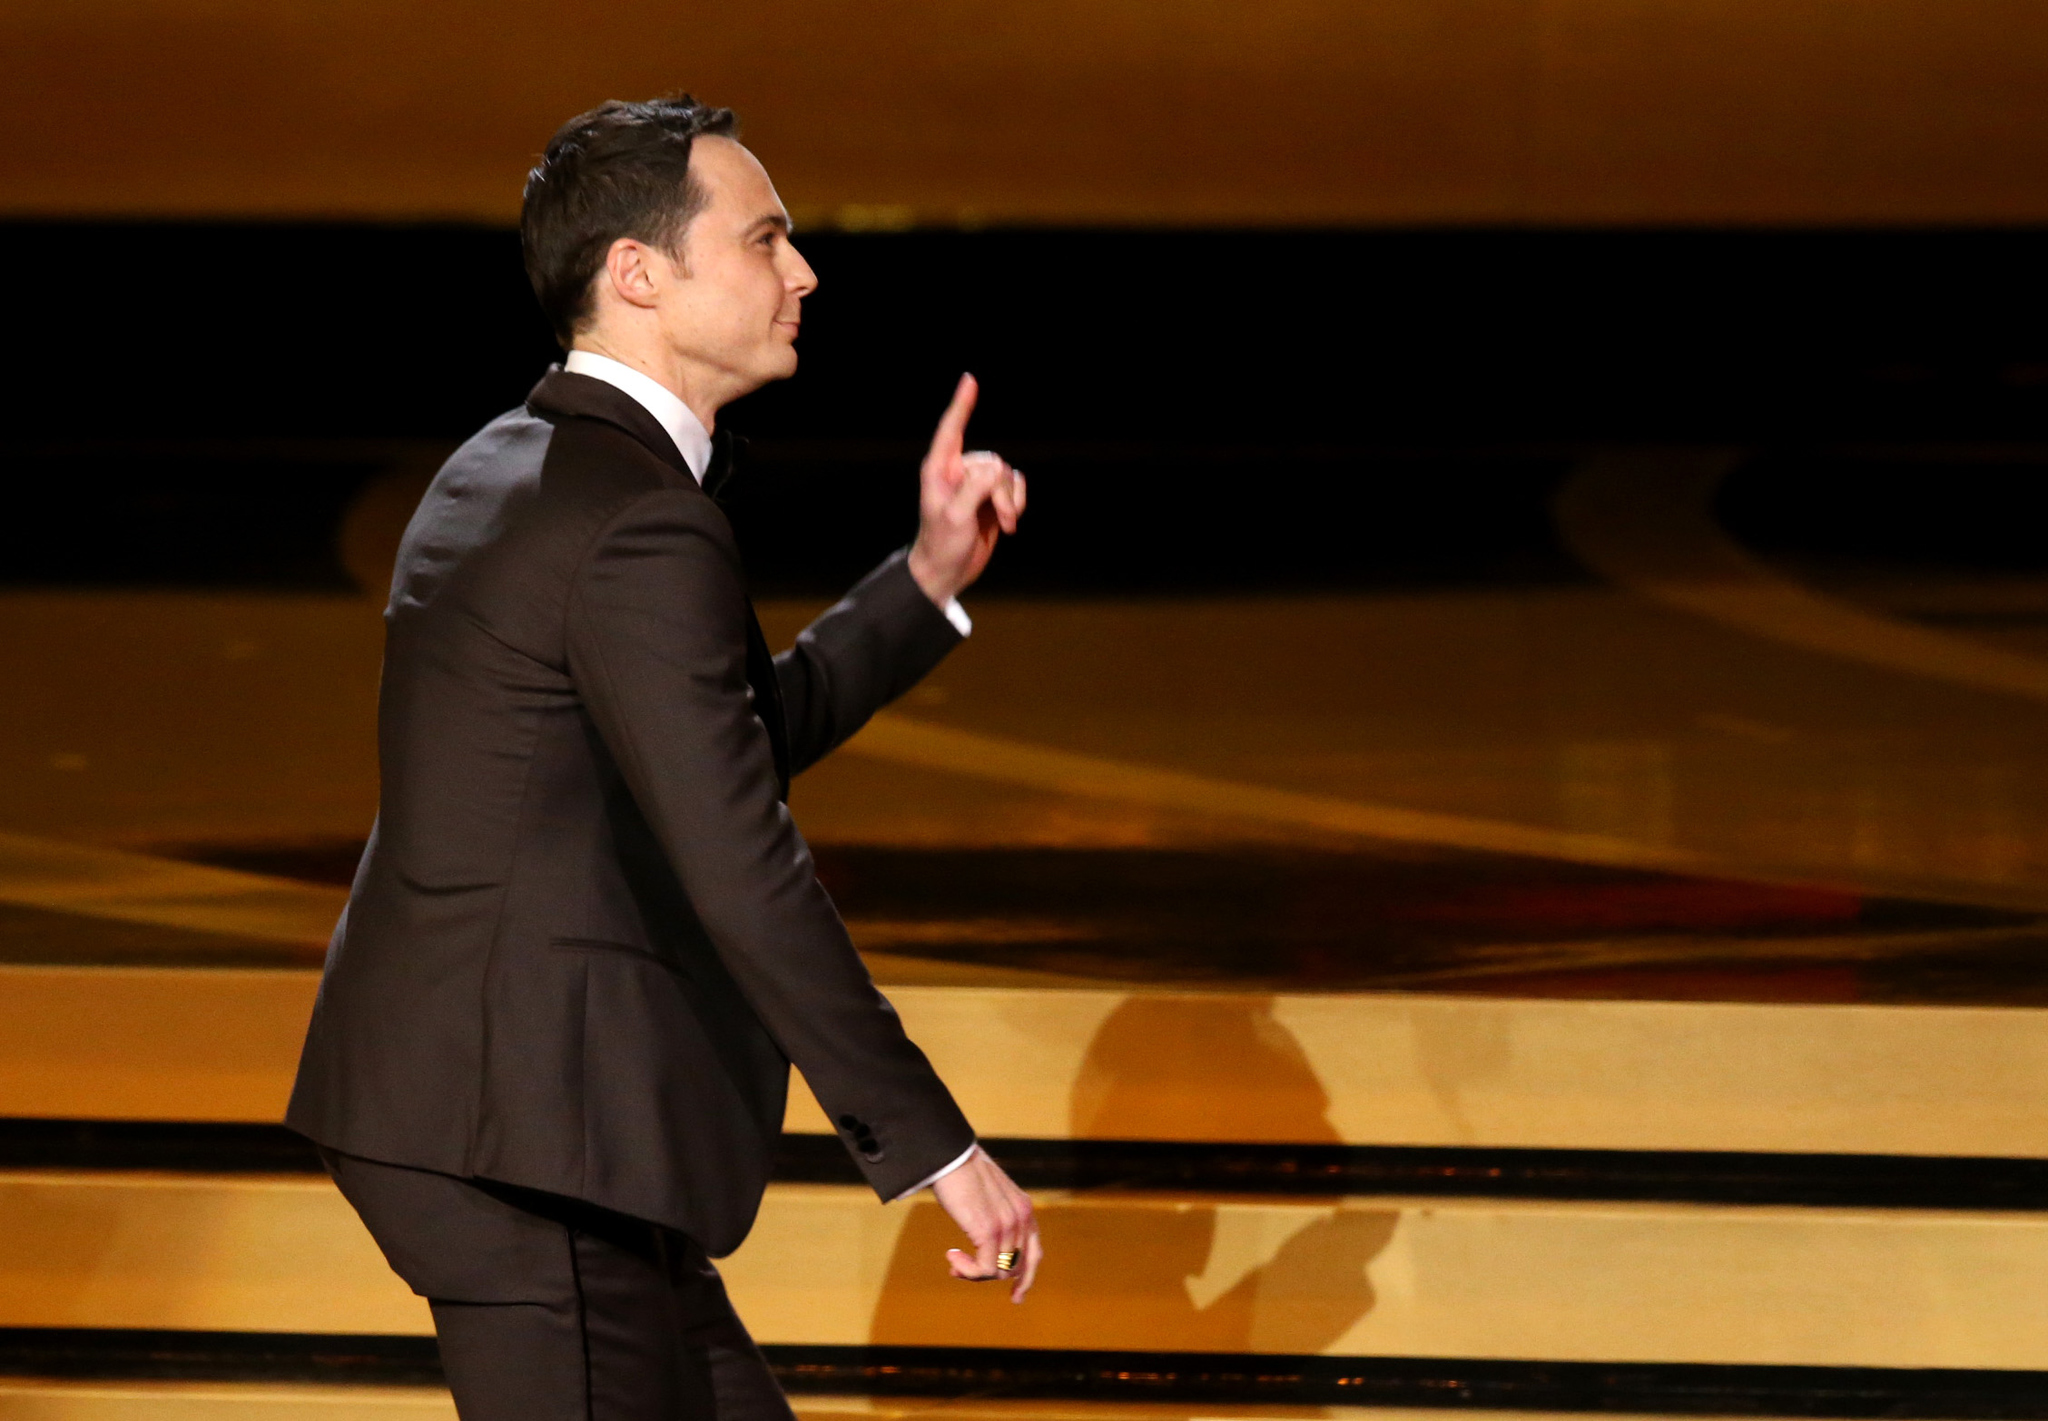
top-left (0, 1382), bottom-right (460, 1421)
top-left (0, 967), bottom-right (314, 1122)
top-left (0, 1172), bottom-right (422, 1336)
top-left (9, 962), bottom-right (2048, 1158)
top-left (788, 987), bottom-right (2048, 1157)
top-left (5, 1173), bottom-right (2048, 1370)
top-left (0, 1388), bottom-right (1761, 1421)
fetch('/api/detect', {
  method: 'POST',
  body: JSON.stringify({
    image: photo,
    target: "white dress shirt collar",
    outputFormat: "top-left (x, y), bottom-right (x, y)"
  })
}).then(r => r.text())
top-left (562, 349), bottom-right (713, 483)
top-left (560, 349), bottom-right (972, 640)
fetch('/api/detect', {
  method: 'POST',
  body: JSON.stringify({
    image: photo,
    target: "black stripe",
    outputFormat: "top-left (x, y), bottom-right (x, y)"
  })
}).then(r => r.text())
top-left (0, 1329), bottom-right (437, 1385)
top-left (0, 1120), bottom-right (323, 1173)
top-left (781, 1135), bottom-right (2048, 1209)
top-left (770, 1347), bottom-right (2048, 1417)
top-left (4, 1332), bottom-right (2048, 1417)
top-left (6, 1119), bottom-right (2046, 1211)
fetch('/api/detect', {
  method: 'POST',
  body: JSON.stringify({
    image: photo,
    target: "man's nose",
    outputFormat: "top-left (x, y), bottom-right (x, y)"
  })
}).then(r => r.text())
top-left (786, 245), bottom-right (819, 297)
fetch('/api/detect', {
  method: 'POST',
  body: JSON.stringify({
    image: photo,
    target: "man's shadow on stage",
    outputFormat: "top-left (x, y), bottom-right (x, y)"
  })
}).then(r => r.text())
top-left (868, 995), bottom-right (1395, 1351)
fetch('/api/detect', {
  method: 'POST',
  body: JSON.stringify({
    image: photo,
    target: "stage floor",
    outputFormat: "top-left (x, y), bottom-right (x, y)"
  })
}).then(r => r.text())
top-left (4, 450), bottom-right (2047, 1005)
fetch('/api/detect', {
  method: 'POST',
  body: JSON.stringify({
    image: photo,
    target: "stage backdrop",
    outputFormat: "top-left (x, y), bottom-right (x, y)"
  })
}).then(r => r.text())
top-left (5, 0), bottom-right (2048, 227)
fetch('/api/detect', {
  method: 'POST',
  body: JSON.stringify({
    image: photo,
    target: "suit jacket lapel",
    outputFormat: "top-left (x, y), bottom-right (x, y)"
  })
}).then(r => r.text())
top-left (701, 432), bottom-right (786, 799)
top-left (530, 367), bottom-right (790, 800)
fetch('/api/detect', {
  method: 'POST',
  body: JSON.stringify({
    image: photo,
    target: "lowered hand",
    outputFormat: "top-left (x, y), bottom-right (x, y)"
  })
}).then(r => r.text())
top-left (930, 1145), bottom-right (1042, 1304)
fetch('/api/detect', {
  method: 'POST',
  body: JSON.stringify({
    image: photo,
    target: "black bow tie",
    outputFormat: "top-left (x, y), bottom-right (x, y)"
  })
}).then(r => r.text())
top-left (701, 430), bottom-right (747, 500)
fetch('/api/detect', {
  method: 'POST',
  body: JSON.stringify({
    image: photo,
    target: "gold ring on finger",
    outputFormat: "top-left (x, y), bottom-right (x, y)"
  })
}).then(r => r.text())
top-left (996, 1250), bottom-right (1019, 1272)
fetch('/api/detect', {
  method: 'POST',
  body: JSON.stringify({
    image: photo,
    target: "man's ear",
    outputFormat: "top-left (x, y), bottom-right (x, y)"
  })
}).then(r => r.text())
top-left (602, 237), bottom-right (664, 312)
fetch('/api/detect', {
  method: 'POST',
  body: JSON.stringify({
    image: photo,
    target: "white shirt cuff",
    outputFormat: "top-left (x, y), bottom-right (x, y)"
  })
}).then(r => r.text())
top-left (891, 1142), bottom-right (978, 1202)
top-left (941, 597), bottom-right (972, 637)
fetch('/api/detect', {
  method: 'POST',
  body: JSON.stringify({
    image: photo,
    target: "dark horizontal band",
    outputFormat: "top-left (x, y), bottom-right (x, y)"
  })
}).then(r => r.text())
top-left (778, 1134), bottom-right (2048, 1209)
top-left (5, 1331), bottom-right (2048, 1417)
top-left (5, 1118), bottom-right (2048, 1211)
top-left (771, 1346), bottom-right (2048, 1417)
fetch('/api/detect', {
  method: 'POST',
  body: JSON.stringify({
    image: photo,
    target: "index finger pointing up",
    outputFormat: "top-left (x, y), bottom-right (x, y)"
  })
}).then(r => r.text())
top-left (927, 373), bottom-right (978, 467)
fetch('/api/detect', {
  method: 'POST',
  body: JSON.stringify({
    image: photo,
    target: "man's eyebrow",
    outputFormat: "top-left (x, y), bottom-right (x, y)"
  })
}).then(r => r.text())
top-left (747, 213), bottom-right (793, 236)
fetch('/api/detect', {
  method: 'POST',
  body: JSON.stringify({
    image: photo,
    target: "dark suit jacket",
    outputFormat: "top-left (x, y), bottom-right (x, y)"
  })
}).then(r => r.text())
top-left (287, 369), bottom-right (975, 1256)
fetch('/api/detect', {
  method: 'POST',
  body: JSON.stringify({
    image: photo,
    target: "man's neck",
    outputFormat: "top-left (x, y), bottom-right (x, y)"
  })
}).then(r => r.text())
top-left (570, 336), bottom-right (723, 435)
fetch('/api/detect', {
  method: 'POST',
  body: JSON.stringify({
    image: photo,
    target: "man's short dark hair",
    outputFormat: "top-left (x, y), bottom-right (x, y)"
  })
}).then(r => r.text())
top-left (521, 94), bottom-right (739, 346)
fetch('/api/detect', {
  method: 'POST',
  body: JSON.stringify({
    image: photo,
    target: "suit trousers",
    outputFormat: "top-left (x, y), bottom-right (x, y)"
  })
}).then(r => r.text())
top-left (322, 1148), bottom-right (795, 1421)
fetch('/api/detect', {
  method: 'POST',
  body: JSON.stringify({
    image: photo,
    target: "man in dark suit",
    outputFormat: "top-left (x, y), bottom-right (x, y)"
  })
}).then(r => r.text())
top-left (286, 93), bottom-right (1038, 1421)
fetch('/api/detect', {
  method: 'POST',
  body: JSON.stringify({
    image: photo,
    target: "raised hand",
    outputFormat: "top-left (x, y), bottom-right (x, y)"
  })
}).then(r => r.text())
top-left (930, 1145), bottom-right (1042, 1304)
top-left (906, 374), bottom-right (1026, 608)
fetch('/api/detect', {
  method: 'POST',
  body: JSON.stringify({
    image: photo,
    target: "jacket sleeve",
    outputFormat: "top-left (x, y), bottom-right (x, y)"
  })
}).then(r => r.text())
top-left (774, 548), bottom-right (964, 776)
top-left (565, 490), bottom-right (975, 1199)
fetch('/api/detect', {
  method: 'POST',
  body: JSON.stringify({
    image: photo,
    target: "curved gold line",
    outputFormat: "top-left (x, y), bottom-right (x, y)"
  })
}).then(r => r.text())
top-left (0, 831), bottom-right (344, 944)
top-left (844, 712), bottom-right (1724, 875)
top-left (1555, 450), bottom-right (2048, 703)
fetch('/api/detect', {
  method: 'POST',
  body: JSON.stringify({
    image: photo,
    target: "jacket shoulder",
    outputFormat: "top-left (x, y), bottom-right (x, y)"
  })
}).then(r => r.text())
top-left (387, 404), bottom-right (712, 624)
top-left (387, 406), bottom-right (551, 617)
